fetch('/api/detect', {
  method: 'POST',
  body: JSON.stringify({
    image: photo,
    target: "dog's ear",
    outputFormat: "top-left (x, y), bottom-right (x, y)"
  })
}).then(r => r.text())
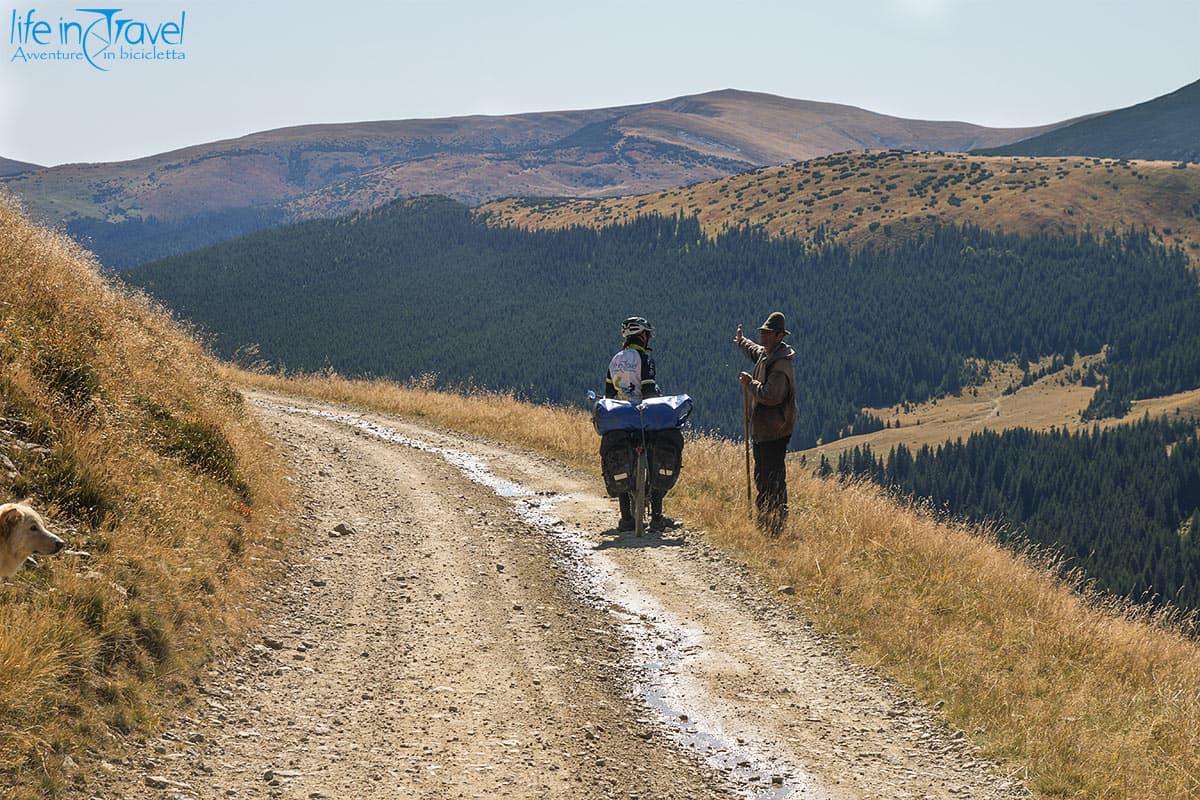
top-left (0, 507), bottom-right (21, 540)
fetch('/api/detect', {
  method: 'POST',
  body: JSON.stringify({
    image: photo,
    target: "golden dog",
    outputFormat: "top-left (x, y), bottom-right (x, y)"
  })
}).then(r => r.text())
top-left (0, 502), bottom-right (65, 577)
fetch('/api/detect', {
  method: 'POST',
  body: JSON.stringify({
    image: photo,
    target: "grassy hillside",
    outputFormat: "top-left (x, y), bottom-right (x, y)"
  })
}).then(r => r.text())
top-left (480, 150), bottom-right (1200, 267)
top-left (0, 196), bottom-right (292, 797)
top-left (978, 78), bottom-right (1200, 163)
top-left (231, 367), bottom-right (1200, 800)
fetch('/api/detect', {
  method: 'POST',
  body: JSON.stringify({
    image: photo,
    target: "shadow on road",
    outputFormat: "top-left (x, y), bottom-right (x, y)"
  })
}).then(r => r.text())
top-left (593, 529), bottom-right (690, 550)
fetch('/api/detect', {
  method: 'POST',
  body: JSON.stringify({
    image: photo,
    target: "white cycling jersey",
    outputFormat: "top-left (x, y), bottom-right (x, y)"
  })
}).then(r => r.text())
top-left (608, 347), bottom-right (654, 402)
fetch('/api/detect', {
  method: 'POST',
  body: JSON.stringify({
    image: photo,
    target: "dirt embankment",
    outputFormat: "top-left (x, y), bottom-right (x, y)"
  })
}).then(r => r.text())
top-left (86, 391), bottom-right (1028, 800)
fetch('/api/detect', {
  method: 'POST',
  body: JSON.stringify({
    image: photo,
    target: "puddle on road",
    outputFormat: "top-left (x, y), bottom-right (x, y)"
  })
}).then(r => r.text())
top-left (259, 400), bottom-right (828, 799)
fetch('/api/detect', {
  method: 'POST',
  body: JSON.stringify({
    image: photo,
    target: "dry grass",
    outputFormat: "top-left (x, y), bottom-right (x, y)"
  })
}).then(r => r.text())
top-left (800, 355), bottom-right (1097, 464)
top-left (801, 353), bottom-right (1200, 466)
top-left (480, 151), bottom-right (1200, 269)
top-left (232, 368), bottom-right (1200, 800)
top-left (0, 195), bottom-right (293, 797)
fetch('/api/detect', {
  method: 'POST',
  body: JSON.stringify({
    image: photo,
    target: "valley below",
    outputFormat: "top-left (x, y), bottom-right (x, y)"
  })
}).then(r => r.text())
top-left (85, 391), bottom-right (1028, 799)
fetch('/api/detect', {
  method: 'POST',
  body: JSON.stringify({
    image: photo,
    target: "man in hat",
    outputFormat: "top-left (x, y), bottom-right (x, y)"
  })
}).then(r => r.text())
top-left (735, 312), bottom-right (797, 537)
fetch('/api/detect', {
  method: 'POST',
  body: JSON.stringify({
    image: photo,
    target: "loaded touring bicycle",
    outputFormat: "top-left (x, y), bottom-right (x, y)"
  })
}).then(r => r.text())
top-left (591, 392), bottom-right (692, 537)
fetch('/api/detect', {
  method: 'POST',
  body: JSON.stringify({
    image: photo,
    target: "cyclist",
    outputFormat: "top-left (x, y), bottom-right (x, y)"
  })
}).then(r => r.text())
top-left (605, 317), bottom-right (679, 533)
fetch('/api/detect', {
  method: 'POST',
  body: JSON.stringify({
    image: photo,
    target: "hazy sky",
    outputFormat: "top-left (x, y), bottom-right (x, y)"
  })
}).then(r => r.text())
top-left (1, 0), bottom-right (1197, 166)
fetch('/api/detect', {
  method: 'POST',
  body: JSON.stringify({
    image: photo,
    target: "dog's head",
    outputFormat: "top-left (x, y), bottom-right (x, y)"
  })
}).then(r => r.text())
top-left (0, 502), bottom-right (65, 577)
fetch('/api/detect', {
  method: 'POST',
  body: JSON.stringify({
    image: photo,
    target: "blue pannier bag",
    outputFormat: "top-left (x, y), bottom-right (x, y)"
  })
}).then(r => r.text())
top-left (592, 394), bottom-right (692, 434)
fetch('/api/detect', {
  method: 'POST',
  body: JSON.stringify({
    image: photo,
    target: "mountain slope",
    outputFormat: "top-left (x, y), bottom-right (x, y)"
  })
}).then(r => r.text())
top-left (283, 90), bottom-right (1069, 219)
top-left (480, 150), bottom-right (1200, 267)
top-left (0, 156), bottom-right (40, 177)
top-left (5, 157), bottom-right (1199, 800)
top-left (122, 196), bottom-right (1200, 448)
top-left (977, 78), bottom-right (1200, 162)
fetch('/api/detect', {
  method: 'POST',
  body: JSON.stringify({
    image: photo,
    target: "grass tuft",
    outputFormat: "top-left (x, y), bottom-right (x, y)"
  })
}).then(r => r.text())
top-left (32, 349), bottom-right (102, 412)
top-left (141, 399), bottom-right (251, 501)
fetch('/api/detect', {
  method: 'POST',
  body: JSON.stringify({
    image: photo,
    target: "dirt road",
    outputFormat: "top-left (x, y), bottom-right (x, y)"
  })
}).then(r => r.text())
top-left (91, 391), bottom-right (1028, 800)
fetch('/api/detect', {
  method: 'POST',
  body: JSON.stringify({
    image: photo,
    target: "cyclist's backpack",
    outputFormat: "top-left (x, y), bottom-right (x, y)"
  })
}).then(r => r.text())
top-left (599, 430), bottom-right (635, 497)
top-left (647, 428), bottom-right (685, 491)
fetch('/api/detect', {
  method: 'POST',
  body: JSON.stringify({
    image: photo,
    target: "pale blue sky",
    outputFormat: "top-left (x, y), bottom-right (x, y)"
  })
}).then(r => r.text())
top-left (1, 0), bottom-right (1197, 166)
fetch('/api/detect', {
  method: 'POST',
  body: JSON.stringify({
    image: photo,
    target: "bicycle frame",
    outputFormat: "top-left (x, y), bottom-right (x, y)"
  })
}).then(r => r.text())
top-left (633, 402), bottom-right (649, 537)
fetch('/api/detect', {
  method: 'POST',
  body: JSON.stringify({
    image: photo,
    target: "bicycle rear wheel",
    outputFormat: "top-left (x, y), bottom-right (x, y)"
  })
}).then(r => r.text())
top-left (633, 449), bottom-right (649, 537)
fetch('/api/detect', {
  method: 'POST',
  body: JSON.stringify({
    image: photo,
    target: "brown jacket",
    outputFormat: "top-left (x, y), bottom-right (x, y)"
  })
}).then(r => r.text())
top-left (738, 337), bottom-right (797, 443)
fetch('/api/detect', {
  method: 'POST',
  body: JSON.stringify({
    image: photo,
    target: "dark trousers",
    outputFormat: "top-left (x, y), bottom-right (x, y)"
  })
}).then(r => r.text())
top-left (753, 436), bottom-right (789, 536)
top-left (619, 488), bottom-right (664, 520)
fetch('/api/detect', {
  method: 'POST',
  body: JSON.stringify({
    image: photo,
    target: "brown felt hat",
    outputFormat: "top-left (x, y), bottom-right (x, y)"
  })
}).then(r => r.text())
top-left (759, 311), bottom-right (789, 335)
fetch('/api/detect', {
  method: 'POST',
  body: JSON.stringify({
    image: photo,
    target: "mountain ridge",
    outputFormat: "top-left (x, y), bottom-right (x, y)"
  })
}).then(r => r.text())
top-left (976, 78), bottom-right (1200, 162)
top-left (2, 88), bottom-right (1066, 227)
top-left (8, 80), bottom-right (1192, 271)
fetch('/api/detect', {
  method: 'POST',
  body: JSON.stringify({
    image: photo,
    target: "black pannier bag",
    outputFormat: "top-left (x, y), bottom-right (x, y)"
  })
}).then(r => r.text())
top-left (647, 427), bottom-right (685, 491)
top-left (600, 430), bottom-right (636, 497)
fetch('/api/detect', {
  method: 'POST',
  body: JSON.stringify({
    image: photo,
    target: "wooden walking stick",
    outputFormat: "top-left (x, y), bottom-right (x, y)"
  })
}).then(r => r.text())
top-left (743, 382), bottom-right (752, 519)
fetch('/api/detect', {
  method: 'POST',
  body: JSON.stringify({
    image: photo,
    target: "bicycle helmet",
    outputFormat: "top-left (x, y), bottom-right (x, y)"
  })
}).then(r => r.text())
top-left (620, 316), bottom-right (654, 337)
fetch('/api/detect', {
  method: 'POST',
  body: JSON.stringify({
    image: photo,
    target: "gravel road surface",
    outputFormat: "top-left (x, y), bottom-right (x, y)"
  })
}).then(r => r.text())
top-left (86, 391), bottom-right (1028, 800)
